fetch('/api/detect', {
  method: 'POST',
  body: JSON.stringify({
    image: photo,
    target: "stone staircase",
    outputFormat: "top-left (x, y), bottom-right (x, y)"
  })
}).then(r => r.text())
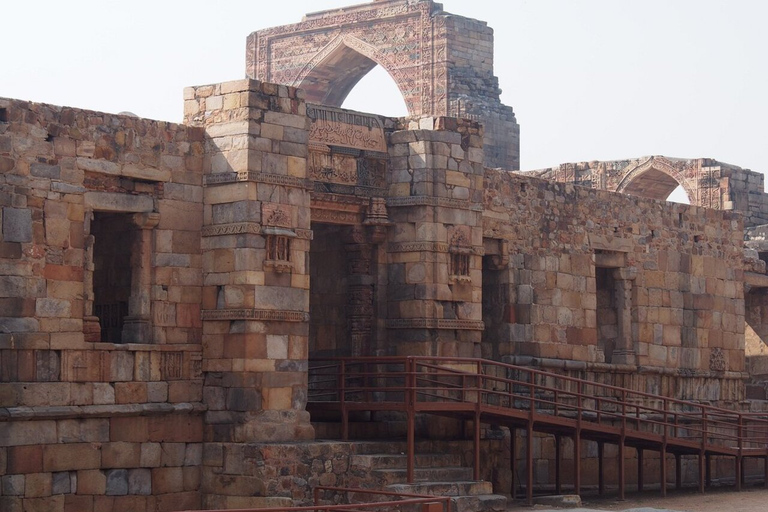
top-left (344, 440), bottom-right (507, 512)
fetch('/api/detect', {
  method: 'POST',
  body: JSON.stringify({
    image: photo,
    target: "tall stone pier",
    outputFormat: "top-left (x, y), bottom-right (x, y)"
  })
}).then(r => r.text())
top-left (184, 79), bottom-right (314, 508)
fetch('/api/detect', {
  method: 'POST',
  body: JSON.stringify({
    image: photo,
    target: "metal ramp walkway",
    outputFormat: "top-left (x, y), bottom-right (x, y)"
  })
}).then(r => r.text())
top-left (308, 356), bottom-right (768, 505)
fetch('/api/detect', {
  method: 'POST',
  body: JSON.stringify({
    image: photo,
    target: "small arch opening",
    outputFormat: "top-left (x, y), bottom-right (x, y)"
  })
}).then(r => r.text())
top-left (342, 65), bottom-right (409, 117)
top-left (666, 185), bottom-right (690, 204)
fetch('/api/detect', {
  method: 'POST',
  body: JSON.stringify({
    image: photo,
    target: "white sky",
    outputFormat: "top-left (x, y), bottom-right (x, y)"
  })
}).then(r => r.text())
top-left (2, 0), bottom-right (767, 190)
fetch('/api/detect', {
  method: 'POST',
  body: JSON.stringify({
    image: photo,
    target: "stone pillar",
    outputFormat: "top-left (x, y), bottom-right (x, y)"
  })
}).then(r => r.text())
top-left (82, 211), bottom-right (101, 342)
top-left (612, 267), bottom-right (637, 365)
top-left (344, 226), bottom-right (375, 357)
top-left (121, 212), bottom-right (159, 343)
top-left (385, 117), bottom-right (485, 358)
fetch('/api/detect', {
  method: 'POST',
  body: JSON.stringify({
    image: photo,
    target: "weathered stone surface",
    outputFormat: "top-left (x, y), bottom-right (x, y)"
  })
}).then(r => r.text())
top-left (2, 208), bottom-right (32, 242)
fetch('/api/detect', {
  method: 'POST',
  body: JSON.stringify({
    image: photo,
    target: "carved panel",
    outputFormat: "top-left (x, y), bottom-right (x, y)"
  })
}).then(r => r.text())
top-left (307, 104), bottom-right (387, 152)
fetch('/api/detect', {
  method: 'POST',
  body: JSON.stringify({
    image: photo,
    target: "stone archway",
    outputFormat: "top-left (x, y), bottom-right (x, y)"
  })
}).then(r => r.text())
top-left (615, 157), bottom-right (695, 203)
top-left (246, 0), bottom-right (520, 170)
top-left (291, 35), bottom-right (415, 113)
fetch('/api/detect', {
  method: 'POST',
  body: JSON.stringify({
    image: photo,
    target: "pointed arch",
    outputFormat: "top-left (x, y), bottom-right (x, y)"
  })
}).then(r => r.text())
top-left (615, 157), bottom-right (695, 203)
top-left (292, 35), bottom-right (416, 115)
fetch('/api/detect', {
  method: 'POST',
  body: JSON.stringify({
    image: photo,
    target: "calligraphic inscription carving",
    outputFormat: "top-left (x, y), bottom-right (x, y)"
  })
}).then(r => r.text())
top-left (162, 352), bottom-right (184, 380)
top-left (307, 104), bottom-right (387, 153)
top-left (386, 319), bottom-right (485, 331)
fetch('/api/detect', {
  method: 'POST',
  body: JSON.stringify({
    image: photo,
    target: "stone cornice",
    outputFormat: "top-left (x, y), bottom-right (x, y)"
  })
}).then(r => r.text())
top-left (202, 223), bottom-right (312, 239)
top-left (387, 242), bottom-right (484, 255)
top-left (204, 171), bottom-right (311, 189)
top-left (387, 196), bottom-right (481, 211)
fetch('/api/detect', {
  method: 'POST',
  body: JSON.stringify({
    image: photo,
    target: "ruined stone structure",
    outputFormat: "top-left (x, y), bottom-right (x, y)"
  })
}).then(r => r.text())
top-left (247, 0), bottom-right (519, 171)
top-left (2, 1), bottom-right (768, 511)
top-left (527, 156), bottom-right (768, 228)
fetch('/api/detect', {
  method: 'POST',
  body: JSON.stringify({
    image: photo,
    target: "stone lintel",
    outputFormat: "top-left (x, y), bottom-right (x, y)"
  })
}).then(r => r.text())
top-left (745, 271), bottom-right (768, 289)
top-left (84, 191), bottom-right (154, 213)
top-left (588, 233), bottom-right (633, 253)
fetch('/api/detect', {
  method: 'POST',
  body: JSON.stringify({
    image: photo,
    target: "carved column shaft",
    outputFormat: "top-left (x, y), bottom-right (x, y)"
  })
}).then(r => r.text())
top-left (345, 227), bottom-right (375, 357)
top-left (612, 267), bottom-right (637, 365)
top-left (122, 212), bottom-right (159, 343)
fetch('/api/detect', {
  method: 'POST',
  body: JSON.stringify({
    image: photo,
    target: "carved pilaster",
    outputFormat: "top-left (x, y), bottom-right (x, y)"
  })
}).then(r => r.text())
top-left (611, 267), bottom-right (637, 365)
top-left (344, 226), bottom-right (375, 356)
top-left (122, 212), bottom-right (160, 344)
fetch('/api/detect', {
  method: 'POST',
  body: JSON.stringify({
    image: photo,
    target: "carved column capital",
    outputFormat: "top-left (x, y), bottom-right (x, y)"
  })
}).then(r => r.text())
top-left (131, 212), bottom-right (160, 230)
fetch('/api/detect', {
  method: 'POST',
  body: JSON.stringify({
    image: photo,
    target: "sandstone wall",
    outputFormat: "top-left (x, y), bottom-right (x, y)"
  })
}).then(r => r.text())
top-left (482, 170), bottom-right (747, 401)
top-left (0, 98), bottom-right (205, 511)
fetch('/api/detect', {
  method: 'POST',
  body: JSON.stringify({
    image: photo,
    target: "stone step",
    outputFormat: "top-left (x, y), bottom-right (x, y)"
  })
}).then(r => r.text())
top-left (374, 467), bottom-right (474, 485)
top-left (351, 452), bottom-right (463, 470)
top-left (386, 480), bottom-right (494, 496)
top-left (451, 494), bottom-right (507, 512)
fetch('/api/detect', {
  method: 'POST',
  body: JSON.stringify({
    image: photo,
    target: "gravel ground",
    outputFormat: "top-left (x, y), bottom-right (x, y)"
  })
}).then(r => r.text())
top-left (508, 486), bottom-right (768, 512)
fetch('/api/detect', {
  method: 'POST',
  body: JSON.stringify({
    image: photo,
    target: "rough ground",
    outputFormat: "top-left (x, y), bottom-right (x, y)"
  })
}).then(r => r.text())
top-left (508, 486), bottom-right (768, 512)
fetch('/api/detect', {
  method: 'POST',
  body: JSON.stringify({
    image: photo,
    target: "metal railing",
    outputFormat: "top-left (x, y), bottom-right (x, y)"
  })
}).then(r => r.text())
top-left (309, 356), bottom-right (768, 490)
top-left (180, 486), bottom-right (450, 512)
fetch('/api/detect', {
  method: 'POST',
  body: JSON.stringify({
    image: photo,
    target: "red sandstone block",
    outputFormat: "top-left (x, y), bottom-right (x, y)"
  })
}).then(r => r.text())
top-left (42, 264), bottom-right (83, 281)
top-left (111, 417), bottom-right (149, 442)
top-left (43, 443), bottom-right (100, 472)
top-left (64, 494), bottom-right (94, 512)
top-left (168, 381), bottom-right (203, 403)
top-left (77, 469), bottom-right (106, 494)
top-left (176, 303), bottom-right (202, 328)
top-left (8, 445), bottom-right (43, 473)
top-left (24, 472), bottom-right (52, 498)
top-left (115, 382), bottom-right (148, 404)
top-left (101, 442), bottom-right (141, 468)
top-left (152, 467), bottom-right (184, 494)
top-left (156, 491), bottom-right (200, 512)
top-left (148, 415), bottom-right (203, 443)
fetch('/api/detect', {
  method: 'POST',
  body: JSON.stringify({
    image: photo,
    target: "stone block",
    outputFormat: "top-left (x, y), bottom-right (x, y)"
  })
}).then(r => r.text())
top-left (24, 472), bottom-right (52, 498)
top-left (160, 443), bottom-right (186, 467)
top-left (128, 468), bottom-right (152, 495)
top-left (140, 443), bottom-right (162, 468)
top-left (43, 443), bottom-right (101, 471)
top-left (151, 467), bottom-right (184, 494)
top-left (2, 474), bottom-right (25, 495)
top-left (115, 382), bottom-right (148, 404)
top-left (2, 208), bottom-right (32, 242)
top-left (0, 421), bottom-right (57, 446)
top-left (76, 469), bottom-right (106, 495)
top-left (52, 472), bottom-right (74, 495)
top-left (105, 469), bottom-right (128, 496)
top-left (8, 445), bottom-right (43, 473)
top-left (102, 442), bottom-right (141, 468)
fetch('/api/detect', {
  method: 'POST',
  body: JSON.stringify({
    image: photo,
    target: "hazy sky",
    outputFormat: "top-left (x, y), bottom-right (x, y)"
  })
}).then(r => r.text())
top-left (2, 0), bottom-right (766, 185)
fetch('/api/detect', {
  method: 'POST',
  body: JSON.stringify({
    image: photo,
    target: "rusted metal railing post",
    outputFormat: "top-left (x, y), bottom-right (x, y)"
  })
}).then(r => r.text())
top-left (736, 415), bottom-right (743, 491)
top-left (406, 357), bottom-right (416, 484)
top-left (340, 360), bottom-right (348, 441)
